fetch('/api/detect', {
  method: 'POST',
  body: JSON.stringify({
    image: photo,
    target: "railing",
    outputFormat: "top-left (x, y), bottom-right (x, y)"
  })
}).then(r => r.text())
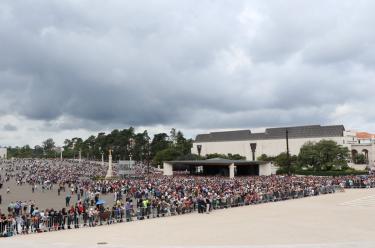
top-left (342, 180), bottom-right (375, 189)
top-left (0, 185), bottom-right (341, 238)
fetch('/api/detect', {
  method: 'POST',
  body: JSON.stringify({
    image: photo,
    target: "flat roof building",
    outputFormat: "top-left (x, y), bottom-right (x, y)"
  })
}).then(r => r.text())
top-left (192, 125), bottom-right (375, 167)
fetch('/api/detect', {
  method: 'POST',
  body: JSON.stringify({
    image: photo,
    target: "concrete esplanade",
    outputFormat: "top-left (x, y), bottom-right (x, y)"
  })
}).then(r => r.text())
top-left (4, 188), bottom-right (375, 248)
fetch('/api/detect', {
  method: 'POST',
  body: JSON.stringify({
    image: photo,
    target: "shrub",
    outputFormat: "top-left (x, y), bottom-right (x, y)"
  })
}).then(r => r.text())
top-left (293, 169), bottom-right (367, 176)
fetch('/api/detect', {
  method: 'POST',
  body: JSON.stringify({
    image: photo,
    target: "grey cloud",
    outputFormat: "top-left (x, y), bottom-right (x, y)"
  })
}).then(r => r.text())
top-left (0, 0), bottom-right (374, 137)
top-left (3, 124), bottom-right (17, 131)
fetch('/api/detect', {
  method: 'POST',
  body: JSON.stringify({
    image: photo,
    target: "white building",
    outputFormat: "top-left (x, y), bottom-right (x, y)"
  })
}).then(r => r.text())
top-left (0, 147), bottom-right (7, 159)
top-left (346, 131), bottom-right (375, 168)
top-left (192, 125), bottom-right (375, 167)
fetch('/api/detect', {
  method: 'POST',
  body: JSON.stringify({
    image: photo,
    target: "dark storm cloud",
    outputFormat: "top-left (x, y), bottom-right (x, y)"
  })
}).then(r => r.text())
top-left (0, 0), bottom-right (374, 134)
top-left (3, 124), bottom-right (17, 131)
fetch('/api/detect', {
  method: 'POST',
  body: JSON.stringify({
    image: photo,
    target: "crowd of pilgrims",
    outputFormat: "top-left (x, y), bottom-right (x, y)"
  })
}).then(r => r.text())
top-left (1, 159), bottom-right (375, 237)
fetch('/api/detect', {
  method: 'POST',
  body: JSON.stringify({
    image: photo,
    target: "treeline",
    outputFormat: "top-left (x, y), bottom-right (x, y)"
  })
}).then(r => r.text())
top-left (7, 128), bottom-right (193, 165)
top-left (6, 127), bottom-right (248, 166)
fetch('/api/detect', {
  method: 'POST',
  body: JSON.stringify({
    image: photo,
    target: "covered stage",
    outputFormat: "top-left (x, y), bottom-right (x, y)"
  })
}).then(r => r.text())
top-left (163, 158), bottom-right (272, 177)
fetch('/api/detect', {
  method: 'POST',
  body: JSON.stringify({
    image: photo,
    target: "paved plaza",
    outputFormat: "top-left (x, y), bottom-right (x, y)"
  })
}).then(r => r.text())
top-left (0, 179), bottom-right (114, 213)
top-left (2, 188), bottom-right (375, 248)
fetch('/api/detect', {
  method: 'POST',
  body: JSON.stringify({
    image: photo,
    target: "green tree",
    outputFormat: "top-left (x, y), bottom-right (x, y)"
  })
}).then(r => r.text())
top-left (169, 128), bottom-right (177, 144)
top-left (298, 142), bottom-right (320, 170)
top-left (42, 138), bottom-right (55, 152)
top-left (227, 153), bottom-right (246, 160)
top-left (175, 131), bottom-right (193, 155)
top-left (33, 145), bottom-right (44, 157)
top-left (205, 153), bottom-right (229, 159)
top-left (273, 152), bottom-right (297, 167)
top-left (298, 140), bottom-right (349, 171)
top-left (132, 131), bottom-right (150, 161)
top-left (151, 133), bottom-right (171, 158)
top-left (151, 130), bottom-right (193, 165)
top-left (19, 145), bottom-right (33, 158)
top-left (205, 153), bottom-right (246, 160)
top-left (257, 154), bottom-right (275, 162)
top-left (353, 154), bottom-right (367, 164)
top-left (153, 147), bottom-right (183, 165)
top-left (176, 153), bottom-right (203, 160)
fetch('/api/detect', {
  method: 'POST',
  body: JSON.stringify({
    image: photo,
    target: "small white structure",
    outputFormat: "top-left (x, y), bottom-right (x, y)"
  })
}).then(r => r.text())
top-left (0, 147), bottom-right (7, 159)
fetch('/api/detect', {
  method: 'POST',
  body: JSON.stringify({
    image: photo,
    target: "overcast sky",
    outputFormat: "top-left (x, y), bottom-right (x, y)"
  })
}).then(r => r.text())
top-left (0, 0), bottom-right (374, 147)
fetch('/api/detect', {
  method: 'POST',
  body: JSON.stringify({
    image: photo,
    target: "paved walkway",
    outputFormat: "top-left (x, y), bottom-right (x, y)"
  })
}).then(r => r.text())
top-left (0, 179), bottom-right (114, 213)
top-left (2, 188), bottom-right (375, 247)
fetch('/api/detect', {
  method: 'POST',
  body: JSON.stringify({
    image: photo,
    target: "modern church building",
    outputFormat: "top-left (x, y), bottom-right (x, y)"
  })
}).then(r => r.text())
top-left (192, 125), bottom-right (375, 167)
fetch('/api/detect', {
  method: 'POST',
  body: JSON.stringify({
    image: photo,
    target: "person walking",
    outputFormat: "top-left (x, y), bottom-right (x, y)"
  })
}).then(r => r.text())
top-left (65, 194), bottom-right (71, 207)
top-left (205, 197), bottom-right (211, 214)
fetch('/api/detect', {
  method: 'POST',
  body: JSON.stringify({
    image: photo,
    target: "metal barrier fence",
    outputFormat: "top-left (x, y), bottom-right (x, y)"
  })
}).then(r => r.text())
top-left (0, 185), bottom-right (341, 238)
top-left (343, 181), bottom-right (375, 189)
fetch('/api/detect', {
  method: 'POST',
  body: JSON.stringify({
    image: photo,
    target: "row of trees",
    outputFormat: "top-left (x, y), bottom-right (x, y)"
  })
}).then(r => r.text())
top-left (153, 151), bottom-right (246, 165)
top-left (6, 125), bottom-right (249, 168)
top-left (7, 128), bottom-right (193, 165)
top-left (7, 139), bottom-right (57, 159)
top-left (258, 140), bottom-right (351, 172)
top-left (7, 134), bottom-right (360, 172)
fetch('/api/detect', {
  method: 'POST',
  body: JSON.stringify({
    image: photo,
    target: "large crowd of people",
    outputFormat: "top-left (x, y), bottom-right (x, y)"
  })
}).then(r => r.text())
top-left (1, 158), bottom-right (375, 237)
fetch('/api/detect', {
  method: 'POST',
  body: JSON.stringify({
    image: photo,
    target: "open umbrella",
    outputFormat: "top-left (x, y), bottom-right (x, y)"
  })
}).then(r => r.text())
top-left (96, 199), bottom-right (106, 205)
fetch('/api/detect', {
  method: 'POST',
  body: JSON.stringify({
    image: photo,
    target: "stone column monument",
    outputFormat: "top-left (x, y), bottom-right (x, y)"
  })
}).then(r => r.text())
top-left (105, 149), bottom-right (113, 179)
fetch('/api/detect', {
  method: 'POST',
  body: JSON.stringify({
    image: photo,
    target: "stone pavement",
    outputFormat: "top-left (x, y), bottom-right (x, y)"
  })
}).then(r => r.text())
top-left (2, 189), bottom-right (375, 247)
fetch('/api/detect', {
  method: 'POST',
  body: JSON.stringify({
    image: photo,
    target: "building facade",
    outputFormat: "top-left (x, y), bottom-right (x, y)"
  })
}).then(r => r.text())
top-left (192, 125), bottom-right (375, 167)
top-left (344, 131), bottom-right (375, 168)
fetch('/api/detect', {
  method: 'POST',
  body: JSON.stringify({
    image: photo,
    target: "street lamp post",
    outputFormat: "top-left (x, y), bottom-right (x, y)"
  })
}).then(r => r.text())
top-left (250, 143), bottom-right (257, 161)
top-left (286, 129), bottom-right (291, 176)
top-left (197, 145), bottom-right (202, 157)
top-left (147, 140), bottom-right (151, 175)
top-left (99, 147), bottom-right (104, 166)
top-left (87, 145), bottom-right (91, 161)
top-left (127, 138), bottom-right (135, 176)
